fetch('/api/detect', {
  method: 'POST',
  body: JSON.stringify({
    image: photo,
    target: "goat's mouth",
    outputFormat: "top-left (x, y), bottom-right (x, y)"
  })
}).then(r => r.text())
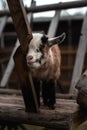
top-left (27, 58), bottom-right (41, 66)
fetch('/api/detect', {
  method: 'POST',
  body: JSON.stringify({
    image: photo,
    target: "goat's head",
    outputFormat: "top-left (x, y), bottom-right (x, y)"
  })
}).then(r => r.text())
top-left (26, 32), bottom-right (66, 69)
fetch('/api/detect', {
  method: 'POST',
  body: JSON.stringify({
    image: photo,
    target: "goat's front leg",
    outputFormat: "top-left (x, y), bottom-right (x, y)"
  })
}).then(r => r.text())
top-left (42, 79), bottom-right (56, 109)
top-left (33, 78), bottom-right (40, 107)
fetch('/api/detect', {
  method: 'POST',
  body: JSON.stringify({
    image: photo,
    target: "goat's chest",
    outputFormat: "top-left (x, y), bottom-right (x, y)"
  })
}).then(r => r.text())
top-left (29, 66), bottom-right (50, 80)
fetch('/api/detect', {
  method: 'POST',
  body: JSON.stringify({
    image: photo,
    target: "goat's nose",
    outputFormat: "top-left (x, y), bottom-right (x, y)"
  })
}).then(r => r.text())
top-left (27, 55), bottom-right (33, 61)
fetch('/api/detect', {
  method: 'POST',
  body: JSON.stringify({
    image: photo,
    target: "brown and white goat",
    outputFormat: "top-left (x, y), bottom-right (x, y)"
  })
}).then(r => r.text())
top-left (26, 32), bottom-right (66, 109)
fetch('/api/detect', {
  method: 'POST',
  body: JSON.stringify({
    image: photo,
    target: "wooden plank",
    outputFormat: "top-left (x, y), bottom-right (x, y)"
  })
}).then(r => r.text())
top-left (0, 1), bottom-right (87, 17)
top-left (0, 97), bottom-right (24, 106)
top-left (0, 40), bottom-right (19, 87)
top-left (0, 88), bottom-right (21, 95)
top-left (70, 11), bottom-right (87, 94)
top-left (56, 93), bottom-right (76, 99)
top-left (7, 0), bottom-right (33, 53)
top-left (0, 88), bottom-right (76, 99)
top-left (0, 1), bottom-right (35, 88)
top-left (0, 96), bottom-right (78, 130)
top-left (7, 0), bottom-right (39, 112)
top-left (0, 106), bottom-right (71, 130)
top-left (47, 11), bottom-right (61, 37)
top-left (25, 1), bottom-right (87, 13)
top-left (0, 17), bottom-right (7, 35)
top-left (27, 0), bottom-right (36, 29)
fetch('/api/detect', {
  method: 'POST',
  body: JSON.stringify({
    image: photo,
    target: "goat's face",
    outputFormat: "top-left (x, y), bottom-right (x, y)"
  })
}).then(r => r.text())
top-left (26, 33), bottom-right (65, 69)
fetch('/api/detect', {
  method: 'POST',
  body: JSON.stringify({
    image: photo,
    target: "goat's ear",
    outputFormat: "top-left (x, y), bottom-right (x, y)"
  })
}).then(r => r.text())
top-left (48, 32), bottom-right (66, 47)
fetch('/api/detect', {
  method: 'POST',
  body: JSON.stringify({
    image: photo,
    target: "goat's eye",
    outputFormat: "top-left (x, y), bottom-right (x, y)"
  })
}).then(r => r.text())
top-left (36, 48), bottom-right (40, 52)
top-left (39, 44), bottom-right (44, 51)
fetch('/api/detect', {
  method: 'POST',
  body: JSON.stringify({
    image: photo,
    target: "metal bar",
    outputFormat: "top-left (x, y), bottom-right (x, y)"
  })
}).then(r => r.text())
top-left (1, 1), bottom-right (87, 17)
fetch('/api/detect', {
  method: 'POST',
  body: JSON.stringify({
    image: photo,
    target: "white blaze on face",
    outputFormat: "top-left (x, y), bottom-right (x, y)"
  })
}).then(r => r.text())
top-left (26, 33), bottom-right (48, 69)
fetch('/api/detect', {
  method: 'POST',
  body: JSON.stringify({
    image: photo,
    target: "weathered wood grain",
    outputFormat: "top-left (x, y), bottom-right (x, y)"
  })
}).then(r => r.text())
top-left (0, 95), bottom-right (78, 130)
top-left (7, 0), bottom-right (39, 112)
top-left (1, 1), bottom-right (87, 17)
top-left (7, 0), bottom-right (33, 54)
top-left (70, 10), bottom-right (87, 94)
top-left (0, 88), bottom-right (76, 99)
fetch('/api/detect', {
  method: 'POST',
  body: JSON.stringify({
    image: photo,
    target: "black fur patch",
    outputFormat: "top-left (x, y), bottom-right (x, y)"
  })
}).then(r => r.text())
top-left (39, 44), bottom-right (44, 51)
top-left (41, 35), bottom-right (48, 44)
top-left (39, 35), bottom-right (48, 51)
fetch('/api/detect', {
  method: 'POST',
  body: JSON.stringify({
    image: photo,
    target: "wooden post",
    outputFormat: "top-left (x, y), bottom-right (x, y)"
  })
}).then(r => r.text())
top-left (70, 11), bottom-right (87, 95)
top-left (7, 0), bottom-right (39, 112)
top-left (7, 0), bottom-right (33, 53)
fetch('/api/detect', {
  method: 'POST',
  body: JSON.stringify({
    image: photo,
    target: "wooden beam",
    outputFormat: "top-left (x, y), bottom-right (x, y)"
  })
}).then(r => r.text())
top-left (7, 0), bottom-right (39, 112)
top-left (47, 11), bottom-right (61, 37)
top-left (0, 40), bottom-right (19, 87)
top-left (0, 88), bottom-right (21, 95)
top-left (0, 88), bottom-right (75, 99)
top-left (70, 10), bottom-right (87, 94)
top-left (26, 1), bottom-right (87, 13)
top-left (7, 0), bottom-right (33, 53)
top-left (1, 1), bottom-right (87, 17)
top-left (0, 107), bottom-right (71, 130)
top-left (0, 17), bottom-right (7, 35)
top-left (0, 95), bottom-right (78, 130)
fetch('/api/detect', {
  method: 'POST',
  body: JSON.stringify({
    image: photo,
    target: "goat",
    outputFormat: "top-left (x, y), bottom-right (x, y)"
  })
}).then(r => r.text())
top-left (26, 32), bottom-right (66, 109)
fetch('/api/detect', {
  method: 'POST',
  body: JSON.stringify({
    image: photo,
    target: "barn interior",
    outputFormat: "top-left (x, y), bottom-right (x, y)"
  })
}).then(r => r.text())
top-left (0, 1), bottom-right (87, 92)
top-left (0, 0), bottom-right (87, 130)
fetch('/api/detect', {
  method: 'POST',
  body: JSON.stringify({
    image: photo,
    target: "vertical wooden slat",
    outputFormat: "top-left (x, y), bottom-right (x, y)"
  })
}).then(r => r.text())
top-left (0, 16), bottom-right (8, 86)
top-left (0, 40), bottom-right (19, 87)
top-left (47, 11), bottom-right (61, 37)
top-left (70, 11), bottom-right (87, 94)
top-left (0, 17), bottom-right (7, 36)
